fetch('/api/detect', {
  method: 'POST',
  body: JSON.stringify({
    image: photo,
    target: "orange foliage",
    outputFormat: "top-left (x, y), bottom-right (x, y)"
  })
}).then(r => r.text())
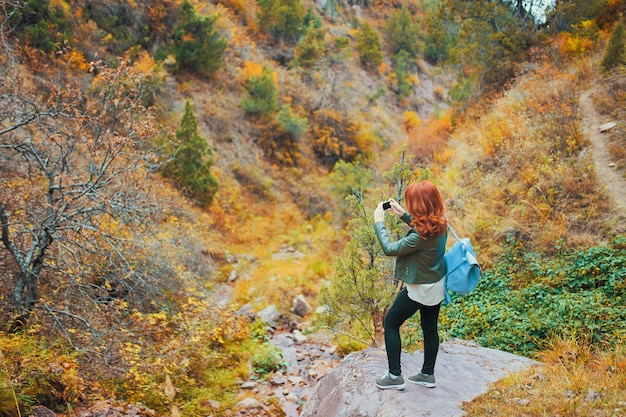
top-left (146, 0), bottom-right (178, 43)
top-left (215, 0), bottom-right (259, 31)
top-left (66, 50), bottom-right (91, 71)
top-left (258, 119), bottom-right (301, 166)
top-left (311, 109), bottom-right (359, 166)
top-left (239, 61), bottom-right (280, 103)
top-left (407, 111), bottom-right (452, 163)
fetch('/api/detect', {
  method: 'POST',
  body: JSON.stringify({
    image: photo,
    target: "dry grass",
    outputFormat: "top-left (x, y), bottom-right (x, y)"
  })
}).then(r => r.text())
top-left (463, 338), bottom-right (626, 417)
top-left (438, 60), bottom-right (614, 262)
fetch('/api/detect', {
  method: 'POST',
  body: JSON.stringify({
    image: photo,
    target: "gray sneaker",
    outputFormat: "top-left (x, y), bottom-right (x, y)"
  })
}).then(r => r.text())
top-left (375, 373), bottom-right (405, 390)
top-left (408, 372), bottom-right (436, 388)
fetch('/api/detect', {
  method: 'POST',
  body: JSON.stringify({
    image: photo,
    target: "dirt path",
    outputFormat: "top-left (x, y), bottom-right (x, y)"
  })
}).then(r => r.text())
top-left (579, 90), bottom-right (626, 215)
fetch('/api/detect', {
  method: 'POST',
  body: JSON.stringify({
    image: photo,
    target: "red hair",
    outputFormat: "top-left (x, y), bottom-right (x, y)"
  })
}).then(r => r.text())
top-left (404, 181), bottom-right (447, 238)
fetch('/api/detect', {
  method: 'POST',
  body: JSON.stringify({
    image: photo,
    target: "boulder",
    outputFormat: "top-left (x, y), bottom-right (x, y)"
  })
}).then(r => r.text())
top-left (291, 294), bottom-right (312, 317)
top-left (31, 406), bottom-right (57, 417)
top-left (300, 340), bottom-right (539, 417)
top-left (257, 305), bottom-right (280, 327)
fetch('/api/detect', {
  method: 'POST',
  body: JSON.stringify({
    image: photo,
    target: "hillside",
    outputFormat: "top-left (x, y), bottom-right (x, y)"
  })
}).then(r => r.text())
top-left (1, 0), bottom-right (625, 416)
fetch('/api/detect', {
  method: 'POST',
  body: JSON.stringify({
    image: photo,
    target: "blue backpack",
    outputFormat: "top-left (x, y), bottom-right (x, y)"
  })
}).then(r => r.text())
top-left (444, 224), bottom-right (481, 303)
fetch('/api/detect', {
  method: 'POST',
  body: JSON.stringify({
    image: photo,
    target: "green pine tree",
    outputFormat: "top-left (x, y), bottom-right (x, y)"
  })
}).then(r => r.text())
top-left (258, 0), bottom-right (306, 44)
top-left (319, 150), bottom-right (423, 348)
top-left (393, 49), bottom-right (413, 98)
top-left (172, 0), bottom-right (227, 77)
top-left (294, 25), bottom-right (326, 67)
top-left (601, 21), bottom-right (626, 71)
top-left (385, 5), bottom-right (423, 58)
top-left (356, 22), bottom-right (383, 72)
top-left (163, 100), bottom-right (218, 208)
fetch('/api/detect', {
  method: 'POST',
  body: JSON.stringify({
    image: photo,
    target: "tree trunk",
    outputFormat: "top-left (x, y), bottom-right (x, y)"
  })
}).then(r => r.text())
top-left (372, 307), bottom-right (386, 348)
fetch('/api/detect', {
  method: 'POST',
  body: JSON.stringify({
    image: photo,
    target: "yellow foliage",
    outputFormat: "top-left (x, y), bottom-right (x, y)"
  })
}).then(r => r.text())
top-left (49, 0), bottom-right (71, 19)
top-left (132, 51), bottom-right (156, 73)
top-left (480, 116), bottom-right (512, 156)
top-left (241, 61), bottom-right (263, 80)
top-left (563, 33), bottom-right (593, 57)
top-left (66, 50), bottom-right (91, 72)
top-left (0, 333), bottom-right (85, 415)
top-left (403, 110), bottom-right (421, 134)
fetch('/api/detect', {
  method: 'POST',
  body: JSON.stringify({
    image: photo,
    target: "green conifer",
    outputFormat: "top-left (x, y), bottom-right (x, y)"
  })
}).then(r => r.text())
top-left (163, 100), bottom-right (218, 208)
top-left (172, 0), bottom-right (227, 77)
top-left (356, 22), bottom-right (383, 72)
top-left (601, 21), bottom-right (626, 71)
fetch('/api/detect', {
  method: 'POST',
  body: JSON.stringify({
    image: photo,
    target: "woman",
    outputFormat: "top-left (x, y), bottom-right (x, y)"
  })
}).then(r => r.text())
top-left (373, 181), bottom-right (448, 390)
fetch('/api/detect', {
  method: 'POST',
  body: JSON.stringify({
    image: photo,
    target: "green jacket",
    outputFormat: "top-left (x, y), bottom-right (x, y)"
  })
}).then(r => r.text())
top-left (374, 212), bottom-right (447, 285)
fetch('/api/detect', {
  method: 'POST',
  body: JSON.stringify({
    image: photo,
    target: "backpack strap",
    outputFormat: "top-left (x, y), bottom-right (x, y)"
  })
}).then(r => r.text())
top-left (447, 223), bottom-right (467, 250)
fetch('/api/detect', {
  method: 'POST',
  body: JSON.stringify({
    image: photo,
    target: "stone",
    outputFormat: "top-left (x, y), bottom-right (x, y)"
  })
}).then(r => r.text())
top-left (235, 303), bottom-right (256, 320)
top-left (292, 329), bottom-right (308, 344)
top-left (315, 305), bottom-right (329, 315)
top-left (241, 381), bottom-right (257, 390)
top-left (227, 270), bottom-right (238, 282)
top-left (291, 295), bottom-right (312, 317)
top-left (236, 398), bottom-right (262, 410)
top-left (585, 389), bottom-right (603, 402)
top-left (257, 305), bottom-right (280, 327)
top-left (599, 121), bottom-right (616, 132)
top-left (300, 340), bottom-right (539, 417)
top-left (270, 376), bottom-right (287, 386)
top-left (31, 406), bottom-right (57, 417)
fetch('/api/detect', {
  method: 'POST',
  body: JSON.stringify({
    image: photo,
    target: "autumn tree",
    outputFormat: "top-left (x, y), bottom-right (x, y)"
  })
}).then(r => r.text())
top-left (601, 20), bottom-right (626, 71)
top-left (162, 100), bottom-right (218, 208)
top-left (0, 17), bottom-right (161, 330)
top-left (319, 149), bottom-right (423, 347)
top-left (171, 0), bottom-right (227, 77)
top-left (356, 22), bottom-right (383, 72)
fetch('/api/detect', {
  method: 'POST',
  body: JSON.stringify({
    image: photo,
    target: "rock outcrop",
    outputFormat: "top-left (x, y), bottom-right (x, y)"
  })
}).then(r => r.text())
top-left (300, 340), bottom-right (538, 417)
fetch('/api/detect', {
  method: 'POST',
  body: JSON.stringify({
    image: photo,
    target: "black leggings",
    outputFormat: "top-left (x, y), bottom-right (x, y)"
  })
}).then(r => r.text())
top-left (383, 287), bottom-right (441, 376)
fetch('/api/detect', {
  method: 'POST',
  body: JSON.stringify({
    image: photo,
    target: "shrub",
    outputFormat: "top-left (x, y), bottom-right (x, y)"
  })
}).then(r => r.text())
top-left (16, 0), bottom-right (70, 53)
top-left (0, 333), bottom-right (84, 416)
top-left (440, 236), bottom-right (626, 356)
top-left (241, 65), bottom-right (280, 117)
top-left (311, 108), bottom-right (360, 167)
top-left (252, 343), bottom-right (285, 375)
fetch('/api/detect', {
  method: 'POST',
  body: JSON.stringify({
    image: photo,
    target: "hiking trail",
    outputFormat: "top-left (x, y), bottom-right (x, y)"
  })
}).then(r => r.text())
top-left (579, 90), bottom-right (626, 216)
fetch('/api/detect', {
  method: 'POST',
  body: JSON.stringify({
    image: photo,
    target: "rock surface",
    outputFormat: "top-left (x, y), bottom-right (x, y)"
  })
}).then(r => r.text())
top-left (300, 340), bottom-right (538, 417)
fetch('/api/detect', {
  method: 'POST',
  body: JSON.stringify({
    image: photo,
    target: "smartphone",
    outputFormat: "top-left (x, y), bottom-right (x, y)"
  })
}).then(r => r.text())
top-left (383, 201), bottom-right (391, 210)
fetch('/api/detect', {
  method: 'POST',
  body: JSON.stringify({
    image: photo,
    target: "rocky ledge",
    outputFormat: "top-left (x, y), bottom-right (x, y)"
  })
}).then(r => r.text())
top-left (300, 339), bottom-right (539, 417)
